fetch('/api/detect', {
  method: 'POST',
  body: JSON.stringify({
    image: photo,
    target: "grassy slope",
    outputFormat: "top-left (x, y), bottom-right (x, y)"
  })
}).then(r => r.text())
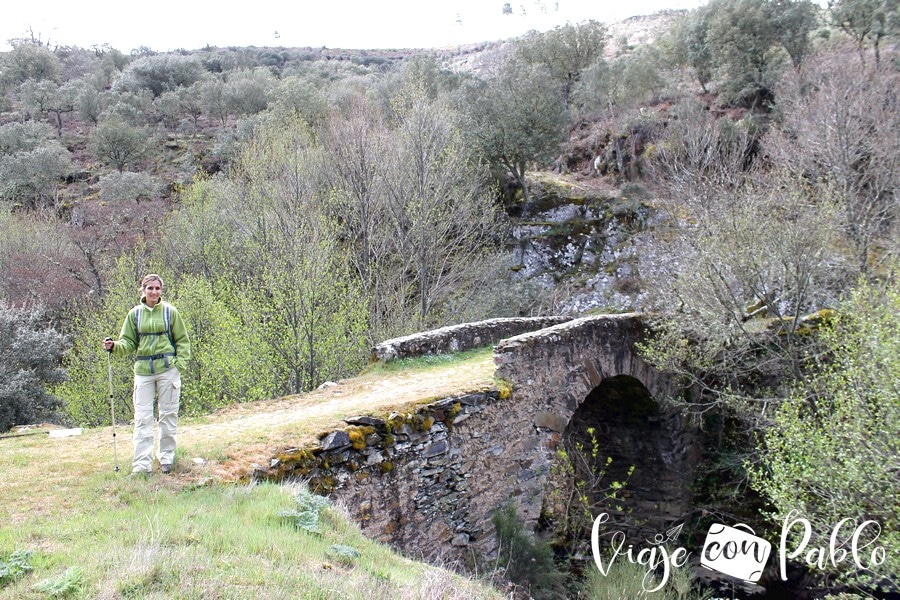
top-left (0, 349), bottom-right (501, 599)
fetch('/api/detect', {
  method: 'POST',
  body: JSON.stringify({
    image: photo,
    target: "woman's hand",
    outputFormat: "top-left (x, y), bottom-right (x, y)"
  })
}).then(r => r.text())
top-left (103, 338), bottom-right (114, 352)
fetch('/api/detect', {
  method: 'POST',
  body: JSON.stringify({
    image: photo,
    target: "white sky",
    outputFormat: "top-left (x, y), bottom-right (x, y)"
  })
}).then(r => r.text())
top-left (2, 1), bottom-right (708, 53)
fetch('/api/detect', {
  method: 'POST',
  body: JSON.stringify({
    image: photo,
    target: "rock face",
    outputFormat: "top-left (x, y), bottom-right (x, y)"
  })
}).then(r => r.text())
top-left (256, 314), bottom-right (700, 569)
top-left (508, 177), bottom-right (657, 315)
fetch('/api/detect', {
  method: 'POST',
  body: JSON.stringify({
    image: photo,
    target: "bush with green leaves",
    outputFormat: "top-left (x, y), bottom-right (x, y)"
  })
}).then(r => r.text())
top-left (58, 258), bottom-right (277, 424)
top-left (0, 303), bottom-right (66, 433)
top-left (171, 274), bottom-right (276, 415)
top-left (88, 115), bottom-right (148, 172)
top-left (581, 558), bottom-right (708, 599)
top-left (0, 121), bottom-right (56, 155)
top-left (112, 53), bottom-right (204, 98)
top-left (0, 121), bottom-right (73, 208)
top-left (752, 278), bottom-right (899, 589)
top-left (54, 257), bottom-right (144, 426)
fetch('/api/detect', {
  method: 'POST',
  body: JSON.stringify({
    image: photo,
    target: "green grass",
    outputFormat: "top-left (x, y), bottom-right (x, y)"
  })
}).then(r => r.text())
top-left (0, 478), bottom-right (502, 599)
top-left (363, 345), bottom-right (494, 375)
top-left (0, 350), bottom-right (504, 599)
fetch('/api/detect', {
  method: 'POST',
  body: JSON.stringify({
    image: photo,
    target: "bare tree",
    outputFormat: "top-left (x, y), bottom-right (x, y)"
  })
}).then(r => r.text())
top-left (765, 55), bottom-right (899, 275)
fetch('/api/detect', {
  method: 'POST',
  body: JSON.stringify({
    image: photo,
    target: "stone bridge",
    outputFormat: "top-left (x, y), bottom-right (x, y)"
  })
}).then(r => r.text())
top-left (258, 314), bottom-right (700, 568)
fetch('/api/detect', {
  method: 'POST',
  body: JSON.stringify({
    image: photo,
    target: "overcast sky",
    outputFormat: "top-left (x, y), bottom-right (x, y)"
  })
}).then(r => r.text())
top-left (3, 0), bottom-right (709, 53)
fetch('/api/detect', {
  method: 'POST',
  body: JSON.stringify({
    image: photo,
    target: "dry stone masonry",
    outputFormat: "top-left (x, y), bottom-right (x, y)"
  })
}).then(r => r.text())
top-left (254, 313), bottom-right (700, 568)
top-left (372, 316), bottom-right (571, 362)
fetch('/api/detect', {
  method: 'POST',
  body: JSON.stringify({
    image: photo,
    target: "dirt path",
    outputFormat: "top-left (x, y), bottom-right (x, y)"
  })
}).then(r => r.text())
top-left (177, 352), bottom-right (497, 479)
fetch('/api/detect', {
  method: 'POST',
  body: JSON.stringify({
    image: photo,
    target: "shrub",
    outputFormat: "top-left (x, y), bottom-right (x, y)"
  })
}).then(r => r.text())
top-left (99, 171), bottom-right (163, 203)
top-left (0, 303), bottom-right (66, 433)
top-left (492, 502), bottom-right (568, 599)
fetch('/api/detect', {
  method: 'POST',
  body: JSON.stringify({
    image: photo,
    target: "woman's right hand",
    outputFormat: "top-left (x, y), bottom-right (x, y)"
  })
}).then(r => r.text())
top-left (103, 338), bottom-right (114, 352)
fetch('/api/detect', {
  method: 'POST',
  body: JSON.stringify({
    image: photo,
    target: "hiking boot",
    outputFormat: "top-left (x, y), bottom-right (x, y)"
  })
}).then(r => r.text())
top-left (128, 470), bottom-right (151, 478)
top-left (160, 463), bottom-right (173, 474)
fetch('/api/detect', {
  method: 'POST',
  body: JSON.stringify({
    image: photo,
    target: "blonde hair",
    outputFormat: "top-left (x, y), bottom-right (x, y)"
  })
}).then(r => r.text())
top-left (140, 274), bottom-right (164, 290)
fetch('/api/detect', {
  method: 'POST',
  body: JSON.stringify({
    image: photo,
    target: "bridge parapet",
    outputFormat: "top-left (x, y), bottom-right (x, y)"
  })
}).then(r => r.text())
top-left (373, 316), bottom-right (571, 362)
top-left (494, 312), bottom-right (677, 402)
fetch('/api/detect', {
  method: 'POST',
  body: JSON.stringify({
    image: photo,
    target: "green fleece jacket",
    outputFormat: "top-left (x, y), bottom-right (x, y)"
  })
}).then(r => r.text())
top-left (111, 300), bottom-right (191, 376)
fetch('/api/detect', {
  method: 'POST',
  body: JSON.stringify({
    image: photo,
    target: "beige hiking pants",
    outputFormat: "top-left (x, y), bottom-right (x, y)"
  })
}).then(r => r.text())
top-left (132, 367), bottom-right (181, 473)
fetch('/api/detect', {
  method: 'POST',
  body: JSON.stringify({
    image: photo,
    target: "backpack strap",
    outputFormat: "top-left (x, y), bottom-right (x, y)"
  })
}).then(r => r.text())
top-left (163, 304), bottom-right (176, 354)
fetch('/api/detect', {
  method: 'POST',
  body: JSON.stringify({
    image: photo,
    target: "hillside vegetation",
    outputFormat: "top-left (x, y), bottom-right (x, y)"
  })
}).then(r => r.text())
top-left (1, 0), bottom-right (898, 597)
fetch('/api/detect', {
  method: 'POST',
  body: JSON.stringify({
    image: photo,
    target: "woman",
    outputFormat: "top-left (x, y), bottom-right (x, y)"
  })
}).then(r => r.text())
top-left (104, 274), bottom-right (191, 475)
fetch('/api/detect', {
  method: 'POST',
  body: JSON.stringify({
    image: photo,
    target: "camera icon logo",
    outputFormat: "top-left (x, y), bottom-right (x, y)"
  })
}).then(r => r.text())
top-left (701, 523), bottom-right (772, 583)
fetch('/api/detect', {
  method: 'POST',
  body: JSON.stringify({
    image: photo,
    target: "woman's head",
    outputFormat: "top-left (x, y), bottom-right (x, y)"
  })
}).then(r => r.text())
top-left (141, 274), bottom-right (163, 290)
top-left (140, 274), bottom-right (164, 306)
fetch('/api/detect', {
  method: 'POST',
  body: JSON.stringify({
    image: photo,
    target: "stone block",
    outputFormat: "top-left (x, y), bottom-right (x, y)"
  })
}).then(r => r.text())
top-left (534, 411), bottom-right (568, 432)
top-left (422, 440), bottom-right (449, 458)
top-left (321, 430), bottom-right (351, 451)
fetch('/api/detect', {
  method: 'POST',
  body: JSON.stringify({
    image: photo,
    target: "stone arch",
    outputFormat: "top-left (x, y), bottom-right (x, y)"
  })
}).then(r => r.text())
top-left (493, 314), bottom-right (699, 545)
top-left (561, 374), bottom-right (694, 540)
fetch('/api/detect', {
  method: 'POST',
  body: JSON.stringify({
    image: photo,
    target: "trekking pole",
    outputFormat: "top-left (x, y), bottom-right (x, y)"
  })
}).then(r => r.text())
top-left (105, 339), bottom-right (120, 473)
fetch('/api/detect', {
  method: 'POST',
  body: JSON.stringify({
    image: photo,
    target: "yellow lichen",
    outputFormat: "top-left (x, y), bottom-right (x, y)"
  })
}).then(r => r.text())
top-left (496, 379), bottom-right (513, 400)
top-left (347, 428), bottom-right (366, 451)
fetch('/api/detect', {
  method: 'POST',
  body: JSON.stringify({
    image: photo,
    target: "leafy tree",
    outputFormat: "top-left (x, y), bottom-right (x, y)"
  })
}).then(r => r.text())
top-left (269, 76), bottom-right (329, 127)
top-left (224, 68), bottom-right (274, 116)
top-left (572, 45), bottom-right (667, 116)
top-left (180, 116), bottom-right (370, 394)
top-left (75, 81), bottom-right (106, 125)
top-left (830, 0), bottom-right (899, 64)
top-left (152, 90), bottom-right (184, 129)
top-left (18, 79), bottom-right (56, 119)
top-left (112, 53), bottom-right (205, 97)
top-left (197, 78), bottom-right (229, 126)
top-left (705, 0), bottom-right (783, 105)
top-left (88, 115), bottom-right (148, 172)
top-left (0, 302), bottom-right (66, 433)
top-left (0, 42), bottom-right (60, 89)
top-left (20, 79), bottom-right (79, 135)
top-left (668, 5), bottom-right (716, 92)
top-left (168, 274), bottom-right (275, 414)
top-left (457, 58), bottom-right (568, 203)
top-left (770, 0), bottom-right (821, 69)
top-left (673, 0), bottom-right (819, 102)
top-left (753, 278), bottom-right (899, 588)
top-left (0, 144), bottom-right (73, 209)
top-left (101, 89), bottom-right (154, 125)
top-left (515, 20), bottom-right (608, 109)
top-left (0, 121), bottom-right (56, 155)
top-left (231, 117), bottom-right (369, 393)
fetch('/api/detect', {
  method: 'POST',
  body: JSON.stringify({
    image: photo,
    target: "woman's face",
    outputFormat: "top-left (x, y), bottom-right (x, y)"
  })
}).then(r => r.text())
top-left (143, 280), bottom-right (162, 307)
